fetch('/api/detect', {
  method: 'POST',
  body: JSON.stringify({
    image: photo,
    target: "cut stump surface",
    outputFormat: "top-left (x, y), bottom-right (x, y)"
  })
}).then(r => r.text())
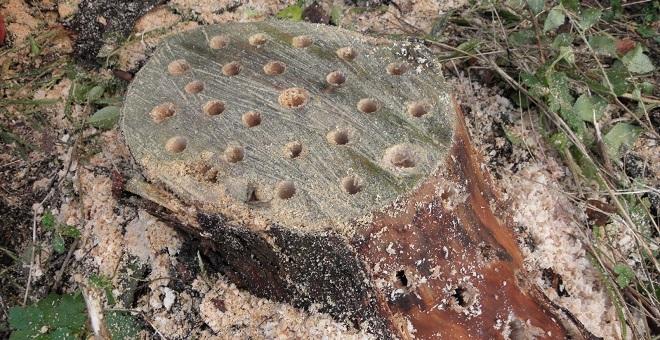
top-left (121, 21), bottom-right (596, 339)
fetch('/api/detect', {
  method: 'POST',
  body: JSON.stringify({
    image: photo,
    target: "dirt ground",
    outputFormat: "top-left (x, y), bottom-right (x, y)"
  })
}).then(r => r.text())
top-left (1, 0), bottom-right (657, 339)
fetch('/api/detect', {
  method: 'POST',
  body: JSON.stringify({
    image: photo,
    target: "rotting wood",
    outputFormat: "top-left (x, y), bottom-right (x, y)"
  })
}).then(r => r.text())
top-left (121, 20), bottom-right (599, 339)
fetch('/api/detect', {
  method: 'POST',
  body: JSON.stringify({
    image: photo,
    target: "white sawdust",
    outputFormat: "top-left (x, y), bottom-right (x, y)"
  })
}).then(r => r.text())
top-left (197, 277), bottom-right (375, 339)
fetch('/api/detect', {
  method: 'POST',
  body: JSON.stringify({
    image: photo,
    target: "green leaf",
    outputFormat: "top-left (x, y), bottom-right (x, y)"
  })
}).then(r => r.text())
top-left (521, 72), bottom-right (547, 98)
top-left (89, 106), bottom-right (120, 130)
top-left (9, 293), bottom-right (86, 339)
top-left (8, 305), bottom-right (44, 334)
top-left (41, 211), bottom-right (56, 230)
top-left (52, 233), bottom-right (66, 253)
top-left (578, 8), bottom-right (602, 30)
top-left (86, 85), bottom-right (105, 102)
top-left (551, 33), bottom-right (573, 49)
top-left (613, 264), bottom-right (635, 288)
top-left (546, 71), bottom-right (574, 115)
top-left (603, 62), bottom-right (630, 96)
top-left (550, 132), bottom-right (570, 151)
top-left (329, 6), bottom-right (343, 26)
top-left (90, 274), bottom-right (115, 304)
top-left (526, 0), bottom-right (544, 15)
top-left (560, 0), bottom-right (579, 12)
top-left (503, 126), bottom-right (524, 146)
top-left (106, 311), bottom-right (142, 340)
top-left (456, 40), bottom-right (481, 54)
top-left (621, 45), bottom-right (655, 74)
top-left (588, 35), bottom-right (616, 56)
top-left (276, 3), bottom-right (304, 21)
top-left (544, 6), bottom-right (566, 33)
top-left (640, 81), bottom-right (654, 95)
top-left (637, 24), bottom-right (656, 38)
top-left (509, 29), bottom-right (536, 46)
top-left (603, 123), bottom-right (642, 158)
top-left (28, 36), bottom-right (41, 56)
top-left (557, 46), bottom-right (575, 64)
top-left (60, 225), bottom-right (80, 238)
top-left (603, 0), bottom-right (622, 20)
top-left (574, 94), bottom-right (606, 121)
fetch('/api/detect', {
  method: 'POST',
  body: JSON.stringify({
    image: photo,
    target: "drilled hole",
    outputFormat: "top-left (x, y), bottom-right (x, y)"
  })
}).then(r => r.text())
top-left (242, 111), bottom-right (261, 127)
top-left (292, 35), bottom-right (312, 48)
top-left (278, 88), bottom-right (309, 109)
top-left (263, 61), bottom-right (286, 75)
top-left (167, 59), bottom-right (190, 76)
top-left (450, 284), bottom-right (478, 310)
top-left (249, 33), bottom-right (268, 46)
top-left (357, 98), bottom-right (379, 113)
top-left (185, 80), bottom-right (204, 94)
top-left (384, 145), bottom-right (416, 168)
top-left (341, 175), bottom-right (362, 194)
top-left (327, 129), bottom-right (350, 145)
top-left (284, 141), bottom-right (303, 158)
top-left (222, 61), bottom-right (241, 76)
top-left (203, 100), bottom-right (225, 116)
top-left (209, 35), bottom-right (229, 49)
top-left (386, 62), bottom-right (407, 75)
top-left (150, 103), bottom-right (175, 123)
top-left (224, 145), bottom-right (244, 163)
top-left (165, 136), bottom-right (187, 153)
top-left (275, 180), bottom-right (296, 199)
top-left (396, 270), bottom-right (408, 287)
top-left (326, 71), bottom-right (346, 86)
top-left (407, 102), bottom-right (429, 117)
top-left (336, 47), bottom-right (357, 61)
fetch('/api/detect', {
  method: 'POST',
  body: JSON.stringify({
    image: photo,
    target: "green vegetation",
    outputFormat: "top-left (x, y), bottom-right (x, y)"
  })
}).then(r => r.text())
top-left (8, 293), bottom-right (86, 339)
top-left (420, 0), bottom-right (657, 336)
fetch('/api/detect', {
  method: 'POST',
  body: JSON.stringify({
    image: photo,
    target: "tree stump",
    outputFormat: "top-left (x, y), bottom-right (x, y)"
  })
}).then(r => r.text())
top-left (121, 20), bottom-right (596, 339)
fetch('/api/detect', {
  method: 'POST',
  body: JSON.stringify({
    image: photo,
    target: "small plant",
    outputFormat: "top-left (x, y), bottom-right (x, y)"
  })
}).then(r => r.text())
top-left (8, 293), bottom-right (87, 339)
top-left (41, 211), bottom-right (80, 254)
top-left (419, 0), bottom-right (657, 336)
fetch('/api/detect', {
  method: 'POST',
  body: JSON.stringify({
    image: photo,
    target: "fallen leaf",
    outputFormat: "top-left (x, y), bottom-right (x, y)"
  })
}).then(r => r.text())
top-left (0, 14), bottom-right (5, 45)
top-left (615, 38), bottom-right (635, 55)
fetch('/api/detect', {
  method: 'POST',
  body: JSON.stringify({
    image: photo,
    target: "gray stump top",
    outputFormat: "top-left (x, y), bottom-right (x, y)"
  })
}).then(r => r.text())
top-left (121, 20), bottom-right (454, 234)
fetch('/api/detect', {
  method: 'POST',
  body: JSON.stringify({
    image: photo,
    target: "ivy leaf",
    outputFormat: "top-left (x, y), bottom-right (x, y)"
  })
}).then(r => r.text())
top-left (552, 33), bottom-right (573, 49)
top-left (621, 45), bottom-right (655, 74)
top-left (86, 85), bottom-right (105, 102)
top-left (509, 29), bottom-right (536, 46)
top-left (106, 311), bottom-right (142, 340)
top-left (603, 61), bottom-right (630, 96)
top-left (61, 225), bottom-right (81, 238)
top-left (544, 6), bottom-right (566, 33)
top-left (546, 71), bottom-right (574, 115)
top-left (574, 94), bottom-right (606, 121)
top-left (526, 0), bottom-right (544, 15)
top-left (41, 211), bottom-right (56, 230)
top-left (522, 72), bottom-right (547, 98)
top-left (89, 106), bottom-right (120, 130)
top-left (9, 293), bottom-right (86, 339)
top-left (613, 263), bottom-right (635, 288)
top-left (52, 233), bottom-right (66, 254)
top-left (578, 8), bottom-right (602, 30)
top-left (588, 35), bottom-right (616, 56)
top-left (557, 46), bottom-right (575, 64)
top-left (603, 123), bottom-right (642, 158)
